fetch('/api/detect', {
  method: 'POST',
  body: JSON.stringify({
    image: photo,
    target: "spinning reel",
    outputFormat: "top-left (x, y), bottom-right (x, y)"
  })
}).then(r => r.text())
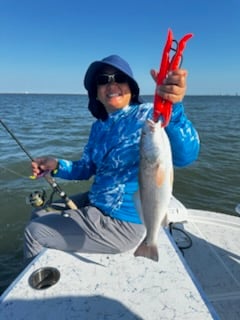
top-left (26, 190), bottom-right (47, 208)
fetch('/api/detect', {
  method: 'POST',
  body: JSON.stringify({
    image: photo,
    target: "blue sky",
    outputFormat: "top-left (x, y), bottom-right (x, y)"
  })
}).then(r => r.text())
top-left (0, 0), bottom-right (239, 95)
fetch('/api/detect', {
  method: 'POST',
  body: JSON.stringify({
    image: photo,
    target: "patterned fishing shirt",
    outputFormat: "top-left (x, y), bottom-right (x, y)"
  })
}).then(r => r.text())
top-left (54, 102), bottom-right (200, 223)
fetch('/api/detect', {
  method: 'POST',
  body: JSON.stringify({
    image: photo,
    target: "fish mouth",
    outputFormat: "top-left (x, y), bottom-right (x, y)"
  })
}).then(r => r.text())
top-left (142, 119), bottom-right (158, 135)
top-left (147, 119), bottom-right (156, 131)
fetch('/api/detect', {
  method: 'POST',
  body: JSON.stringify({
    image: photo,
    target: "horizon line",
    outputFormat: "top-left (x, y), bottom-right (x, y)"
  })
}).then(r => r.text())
top-left (0, 92), bottom-right (239, 97)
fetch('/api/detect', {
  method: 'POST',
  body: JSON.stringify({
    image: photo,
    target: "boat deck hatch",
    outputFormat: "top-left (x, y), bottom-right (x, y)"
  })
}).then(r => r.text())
top-left (29, 267), bottom-right (60, 290)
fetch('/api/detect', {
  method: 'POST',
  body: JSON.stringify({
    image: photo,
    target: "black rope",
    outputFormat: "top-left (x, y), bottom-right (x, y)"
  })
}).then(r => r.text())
top-left (169, 222), bottom-right (193, 255)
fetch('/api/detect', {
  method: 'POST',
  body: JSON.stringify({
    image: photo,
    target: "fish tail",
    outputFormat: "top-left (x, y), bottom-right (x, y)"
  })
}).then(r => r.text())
top-left (134, 241), bottom-right (159, 262)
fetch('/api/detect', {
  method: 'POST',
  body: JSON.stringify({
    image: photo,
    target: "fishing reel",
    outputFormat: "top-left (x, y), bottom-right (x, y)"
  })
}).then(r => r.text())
top-left (26, 190), bottom-right (46, 208)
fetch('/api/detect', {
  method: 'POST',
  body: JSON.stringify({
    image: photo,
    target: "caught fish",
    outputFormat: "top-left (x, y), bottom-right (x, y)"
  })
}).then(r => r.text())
top-left (134, 119), bottom-right (173, 262)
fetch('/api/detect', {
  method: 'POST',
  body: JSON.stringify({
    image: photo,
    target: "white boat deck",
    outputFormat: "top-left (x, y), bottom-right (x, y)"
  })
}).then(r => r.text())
top-left (180, 209), bottom-right (240, 320)
top-left (0, 226), bottom-right (218, 320)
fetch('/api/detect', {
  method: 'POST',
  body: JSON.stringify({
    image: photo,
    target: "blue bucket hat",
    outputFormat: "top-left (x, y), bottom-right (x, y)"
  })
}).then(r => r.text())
top-left (84, 55), bottom-right (141, 120)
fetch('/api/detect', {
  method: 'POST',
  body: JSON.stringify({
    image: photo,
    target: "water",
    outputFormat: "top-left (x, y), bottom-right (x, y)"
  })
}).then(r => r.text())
top-left (0, 94), bottom-right (239, 294)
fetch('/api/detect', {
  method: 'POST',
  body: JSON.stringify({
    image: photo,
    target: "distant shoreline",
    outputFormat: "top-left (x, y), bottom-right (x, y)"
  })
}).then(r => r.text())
top-left (0, 93), bottom-right (239, 97)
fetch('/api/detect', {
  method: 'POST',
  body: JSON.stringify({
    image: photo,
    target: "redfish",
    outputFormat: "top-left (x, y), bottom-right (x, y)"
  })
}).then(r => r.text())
top-left (134, 119), bottom-right (173, 261)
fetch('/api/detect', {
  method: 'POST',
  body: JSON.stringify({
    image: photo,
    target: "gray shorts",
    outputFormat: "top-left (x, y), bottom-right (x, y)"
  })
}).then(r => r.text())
top-left (24, 192), bottom-right (145, 259)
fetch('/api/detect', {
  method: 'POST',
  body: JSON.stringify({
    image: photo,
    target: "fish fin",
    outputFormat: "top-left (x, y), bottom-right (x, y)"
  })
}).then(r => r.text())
top-left (155, 164), bottom-right (165, 187)
top-left (134, 240), bottom-right (159, 262)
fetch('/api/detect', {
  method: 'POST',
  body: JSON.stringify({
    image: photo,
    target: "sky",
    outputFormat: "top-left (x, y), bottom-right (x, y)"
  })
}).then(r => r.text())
top-left (0, 0), bottom-right (239, 95)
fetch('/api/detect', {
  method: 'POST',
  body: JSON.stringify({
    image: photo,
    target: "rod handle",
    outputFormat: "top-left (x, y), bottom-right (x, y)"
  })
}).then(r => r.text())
top-left (65, 198), bottom-right (78, 210)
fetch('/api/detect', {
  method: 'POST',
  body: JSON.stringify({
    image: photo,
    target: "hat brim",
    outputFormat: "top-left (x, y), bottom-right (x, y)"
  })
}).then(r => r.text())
top-left (84, 55), bottom-right (142, 121)
top-left (84, 61), bottom-right (107, 93)
top-left (84, 58), bottom-right (139, 97)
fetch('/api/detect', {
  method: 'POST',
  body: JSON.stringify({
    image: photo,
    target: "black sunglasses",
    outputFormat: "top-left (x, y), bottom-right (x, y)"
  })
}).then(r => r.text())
top-left (96, 73), bottom-right (128, 85)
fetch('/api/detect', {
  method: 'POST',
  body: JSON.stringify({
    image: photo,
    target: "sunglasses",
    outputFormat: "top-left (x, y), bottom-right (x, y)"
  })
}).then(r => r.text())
top-left (96, 73), bottom-right (128, 86)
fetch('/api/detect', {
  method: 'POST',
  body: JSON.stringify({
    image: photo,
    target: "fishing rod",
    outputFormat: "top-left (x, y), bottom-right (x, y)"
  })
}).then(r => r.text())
top-left (0, 118), bottom-right (77, 210)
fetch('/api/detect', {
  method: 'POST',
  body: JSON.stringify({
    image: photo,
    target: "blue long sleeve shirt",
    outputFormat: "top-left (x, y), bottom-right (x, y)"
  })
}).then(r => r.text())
top-left (54, 102), bottom-right (200, 223)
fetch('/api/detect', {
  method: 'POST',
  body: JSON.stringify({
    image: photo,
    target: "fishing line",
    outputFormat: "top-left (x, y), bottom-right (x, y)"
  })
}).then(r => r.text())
top-left (0, 118), bottom-right (77, 210)
top-left (0, 163), bottom-right (26, 178)
top-left (0, 119), bottom-right (35, 161)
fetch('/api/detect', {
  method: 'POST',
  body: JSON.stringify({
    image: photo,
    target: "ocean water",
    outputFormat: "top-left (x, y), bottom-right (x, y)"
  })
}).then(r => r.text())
top-left (0, 94), bottom-right (239, 294)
